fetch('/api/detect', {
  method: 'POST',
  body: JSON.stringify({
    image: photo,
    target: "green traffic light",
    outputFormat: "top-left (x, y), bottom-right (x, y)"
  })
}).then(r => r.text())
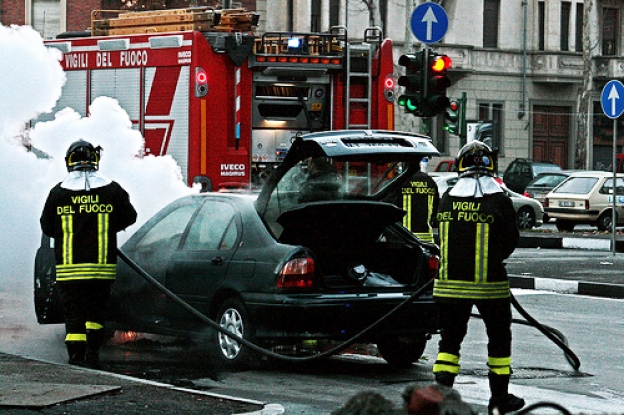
top-left (406, 98), bottom-right (418, 112)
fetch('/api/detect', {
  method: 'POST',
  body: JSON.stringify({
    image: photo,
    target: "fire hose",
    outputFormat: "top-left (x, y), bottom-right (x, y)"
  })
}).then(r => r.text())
top-left (116, 249), bottom-right (581, 370)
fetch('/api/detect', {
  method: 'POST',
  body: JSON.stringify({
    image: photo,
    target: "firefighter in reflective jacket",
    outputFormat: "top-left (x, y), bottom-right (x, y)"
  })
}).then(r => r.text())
top-left (433, 141), bottom-right (524, 415)
top-left (392, 161), bottom-right (439, 243)
top-left (40, 140), bottom-right (137, 369)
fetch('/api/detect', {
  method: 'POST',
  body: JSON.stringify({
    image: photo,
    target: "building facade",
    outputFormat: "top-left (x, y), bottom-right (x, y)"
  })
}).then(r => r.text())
top-left (3, 0), bottom-right (624, 171)
top-left (255, 0), bottom-right (624, 172)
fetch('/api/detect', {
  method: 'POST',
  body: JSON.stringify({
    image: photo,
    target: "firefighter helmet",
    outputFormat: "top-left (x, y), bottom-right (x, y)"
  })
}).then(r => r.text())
top-left (456, 140), bottom-right (496, 177)
top-left (65, 140), bottom-right (101, 172)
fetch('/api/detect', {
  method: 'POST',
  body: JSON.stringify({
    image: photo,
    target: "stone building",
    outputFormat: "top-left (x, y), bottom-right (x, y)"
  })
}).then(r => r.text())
top-left (3, 0), bottom-right (623, 170)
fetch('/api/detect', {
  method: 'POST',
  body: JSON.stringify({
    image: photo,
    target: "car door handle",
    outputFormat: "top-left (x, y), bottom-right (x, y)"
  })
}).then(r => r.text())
top-left (211, 256), bottom-right (225, 265)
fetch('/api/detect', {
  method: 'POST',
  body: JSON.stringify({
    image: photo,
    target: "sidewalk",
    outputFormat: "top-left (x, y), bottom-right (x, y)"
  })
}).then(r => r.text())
top-left (0, 352), bottom-right (284, 415)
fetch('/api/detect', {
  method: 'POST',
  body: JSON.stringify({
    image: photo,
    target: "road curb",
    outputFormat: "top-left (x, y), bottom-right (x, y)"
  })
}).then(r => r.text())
top-left (518, 233), bottom-right (624, 252)
top-left (509, 274), bottom-right (624, 299)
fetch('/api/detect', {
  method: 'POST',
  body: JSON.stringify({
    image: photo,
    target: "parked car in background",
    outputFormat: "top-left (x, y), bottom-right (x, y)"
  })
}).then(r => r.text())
top-left (503, 158), bottom-right (563, 194)
top-left (432, 173), bottom-right (543, 230)
top-left (544, 171), bottom-right (624, 232)
top-left (523, 171), bottom-right (574, 223)
top-left (35, 130), bottom-right (443, 368)
top-left (433, 159), bottom-right (457, 172)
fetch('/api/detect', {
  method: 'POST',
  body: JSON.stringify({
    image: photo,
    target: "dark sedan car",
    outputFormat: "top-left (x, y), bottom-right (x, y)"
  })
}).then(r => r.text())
top-left (35, 130), bottom-right (442, 368)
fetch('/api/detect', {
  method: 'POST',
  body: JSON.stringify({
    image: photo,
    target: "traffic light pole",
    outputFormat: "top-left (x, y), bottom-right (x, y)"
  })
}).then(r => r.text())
top-left (459, 91), bottom-right (467, 146)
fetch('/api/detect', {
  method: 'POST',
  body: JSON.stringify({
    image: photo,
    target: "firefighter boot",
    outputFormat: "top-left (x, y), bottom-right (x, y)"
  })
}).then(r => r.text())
top-left (434, 372), bottom-right (456, 387)
top-left (85, 328), bottom-right (104, 370)
top-left (487, 373), bottom-right (525, 415)
top-left (66, 341), bottom-right (86, 366)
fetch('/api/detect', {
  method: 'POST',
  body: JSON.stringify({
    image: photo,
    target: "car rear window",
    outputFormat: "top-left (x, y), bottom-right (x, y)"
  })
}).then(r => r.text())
top-left (553, 177), bottom-right (599, 194)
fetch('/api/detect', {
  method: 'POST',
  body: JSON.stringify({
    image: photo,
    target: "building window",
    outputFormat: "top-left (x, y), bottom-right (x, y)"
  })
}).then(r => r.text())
top-left (561, 2), bottom-right (571, 51)
top-left (575, 3), bottom-right (583, 52)
top-left (602, 7), bottom-right (619, 56)
top-left (538, 1), bottom-right (545, 51)
top-left (311, 0), bottom-right (321, 32)
top-left (329, 0), bottom-right (340, 27)
top-left (477, 102), bottom-right (503, 154)
top-left (32, 0), bottom-right (61, 40)
top-left (483, 0), bottom-right (499, 48)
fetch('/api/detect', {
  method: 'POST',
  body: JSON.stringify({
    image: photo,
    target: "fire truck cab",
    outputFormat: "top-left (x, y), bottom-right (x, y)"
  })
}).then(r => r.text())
top-left (39, 8), bottom-right (396, 191)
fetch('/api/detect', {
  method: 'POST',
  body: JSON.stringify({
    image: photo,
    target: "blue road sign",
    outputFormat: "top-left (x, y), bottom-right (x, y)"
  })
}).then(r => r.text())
top-left (601, 80), bottom-right (624, 119)
top-left (411, 2), bottom-right (448, 44)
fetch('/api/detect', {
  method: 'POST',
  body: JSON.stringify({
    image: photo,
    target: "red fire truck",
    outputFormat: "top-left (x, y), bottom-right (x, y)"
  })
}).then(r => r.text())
top-left (40, 9), bottom-right (396, 191)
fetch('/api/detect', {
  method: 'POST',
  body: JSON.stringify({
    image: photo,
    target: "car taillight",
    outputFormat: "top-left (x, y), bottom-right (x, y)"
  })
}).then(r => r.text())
top-left (427, 255), bottom-right (440, 281)
top-left (544, 198), bottom-right (549, 208)
top-left (585, 200), bottom-right (590, 209)
top-left (277, 257), bottom-right (316, 288)
top-left (523, 191), bottom-right (530, 198)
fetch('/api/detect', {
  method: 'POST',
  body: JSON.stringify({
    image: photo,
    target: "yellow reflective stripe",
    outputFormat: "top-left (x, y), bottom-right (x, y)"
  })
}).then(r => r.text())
top-left (433, 363), bottom-right (460, 374)
top-left (434, 279), bottom-right (510, 300)
top-left (86, 321), bottom-right (104, 330)
top-left (437, 353), bottom-right (460, 364)
top-left (415, 232), bottom-right (434, 244)
top-left (427, 193), bottom-right (434, 234)
top-left (488, 356), bottom-right (511, 367)
top-left (98, 213), bottom-right (109, 264)
top-left (65, 333), bottom-right (87, 342)
top-left (61, 215), bottom-right (73, 265)
top-left (439, 221), bottom-right (449, 281)
top-left (489, 366), bottom-right (511, 375)
top-left (475, 223), bottom-right (489, 283)
top-left (403, 194), bottom-right (411, 230)
top-left (56, 263), bottom-right (116, 281)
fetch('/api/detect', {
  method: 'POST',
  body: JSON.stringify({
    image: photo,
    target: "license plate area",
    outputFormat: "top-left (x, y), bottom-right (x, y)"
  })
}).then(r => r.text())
top-left (558, 201), bottom-right (575, 207)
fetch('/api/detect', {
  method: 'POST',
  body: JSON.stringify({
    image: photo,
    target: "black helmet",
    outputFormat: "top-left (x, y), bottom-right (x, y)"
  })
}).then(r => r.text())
top-left (65, 140), bottom-right (101, 172)
top-left (456, 140), bottom-right (496, 177)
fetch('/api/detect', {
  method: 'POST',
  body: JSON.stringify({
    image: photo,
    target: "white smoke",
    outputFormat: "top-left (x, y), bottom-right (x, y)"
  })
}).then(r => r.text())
top-left (0, 23), bottom-right (195, 362)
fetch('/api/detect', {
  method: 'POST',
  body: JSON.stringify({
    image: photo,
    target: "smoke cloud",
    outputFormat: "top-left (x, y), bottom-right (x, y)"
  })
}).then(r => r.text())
top-left (0, 23), bottom-right (195, 362)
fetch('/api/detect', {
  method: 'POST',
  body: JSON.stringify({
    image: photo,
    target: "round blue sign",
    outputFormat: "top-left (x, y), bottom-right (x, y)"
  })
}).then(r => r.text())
top-left (601, 80), bottom-right (624, 119)
top-left (410, 2), bottom-right (448, 44)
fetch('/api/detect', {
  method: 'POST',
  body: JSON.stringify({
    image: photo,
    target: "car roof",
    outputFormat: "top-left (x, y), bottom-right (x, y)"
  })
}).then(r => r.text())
top-left (567, 171), bottom-right (624, 178)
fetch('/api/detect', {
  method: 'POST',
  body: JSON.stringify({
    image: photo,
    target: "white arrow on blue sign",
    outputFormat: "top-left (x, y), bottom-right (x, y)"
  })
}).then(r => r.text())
top-left (601, 80), bottom-right (624, 119)
top-left (410, 2), bottom-right (448, 44)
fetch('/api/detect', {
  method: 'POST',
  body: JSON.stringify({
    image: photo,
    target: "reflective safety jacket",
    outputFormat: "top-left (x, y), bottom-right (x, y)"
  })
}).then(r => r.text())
top-left (434, 192), bottom-right (518, 301)
top-left (394, 171), bottom-right (439, 244)
top-left (40, 181), bottom-right (137, 283)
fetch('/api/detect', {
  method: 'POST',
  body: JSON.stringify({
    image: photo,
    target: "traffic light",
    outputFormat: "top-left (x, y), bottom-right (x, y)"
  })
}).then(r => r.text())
top-left (443, 100), bottom-right (460, 134)
top-left (397, 52), bottom-right (425, 115)
top-left (425, 53), bottom-right (451, 116)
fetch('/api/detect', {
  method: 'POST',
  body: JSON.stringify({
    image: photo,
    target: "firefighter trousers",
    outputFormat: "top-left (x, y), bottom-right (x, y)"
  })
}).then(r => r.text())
top-left (433, 298), bottom-right (513, 392)
top-left (57, 280), bottom-right (112, 365)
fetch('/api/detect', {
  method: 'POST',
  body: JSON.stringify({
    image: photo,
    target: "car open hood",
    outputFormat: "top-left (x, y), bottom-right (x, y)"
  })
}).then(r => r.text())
top-left (256, 130), bottom-right (440, 218)
top-left (277, 201), bottom-right (404, 246)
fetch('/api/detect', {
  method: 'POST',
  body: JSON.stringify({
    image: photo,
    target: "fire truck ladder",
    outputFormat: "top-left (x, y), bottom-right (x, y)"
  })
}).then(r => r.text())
top-left (344, 27), bottom-right (382, 130)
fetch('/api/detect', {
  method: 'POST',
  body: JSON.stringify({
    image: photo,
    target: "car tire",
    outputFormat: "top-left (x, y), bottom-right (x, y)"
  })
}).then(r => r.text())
top-left (597, 211), bottom-right (616, 231)
top-left (516, 206), bottom-right (535, 230)
top-left (376, 334), bottom-right (428, 367)
top-left (556, 219), bottom-right (575, 232)
top-left (213, 298), bottom-right (255, 368)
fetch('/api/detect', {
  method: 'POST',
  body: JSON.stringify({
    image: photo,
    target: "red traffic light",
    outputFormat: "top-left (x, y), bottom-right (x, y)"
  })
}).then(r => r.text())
top-left (431, 55), bottom-right (452, 72)
top-left (449, 100), bottom-right (459, 111)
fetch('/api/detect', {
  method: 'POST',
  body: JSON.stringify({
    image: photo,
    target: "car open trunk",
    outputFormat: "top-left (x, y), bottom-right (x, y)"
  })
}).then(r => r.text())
top-left (277, 201), bottom-right (428, 289)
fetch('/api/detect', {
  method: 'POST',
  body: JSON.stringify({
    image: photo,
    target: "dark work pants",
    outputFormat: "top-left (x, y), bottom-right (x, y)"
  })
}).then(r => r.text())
top-left (57, 280), bottom-right (112, 360)
top-left (437, 298), bottom-right (512, 361)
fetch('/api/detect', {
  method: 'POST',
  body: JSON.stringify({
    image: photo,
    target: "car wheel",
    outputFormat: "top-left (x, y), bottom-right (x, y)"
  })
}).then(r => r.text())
top-left (376, 334), bottom-right (428, 367)
top-left (597, 211), bottom-right (616, 231)
top-left (214, 298), bottom-right (255, 368)
top-left (516, 206), bottom-right (535, 230)
top-left (556, 219), bottom-right (575, 232)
